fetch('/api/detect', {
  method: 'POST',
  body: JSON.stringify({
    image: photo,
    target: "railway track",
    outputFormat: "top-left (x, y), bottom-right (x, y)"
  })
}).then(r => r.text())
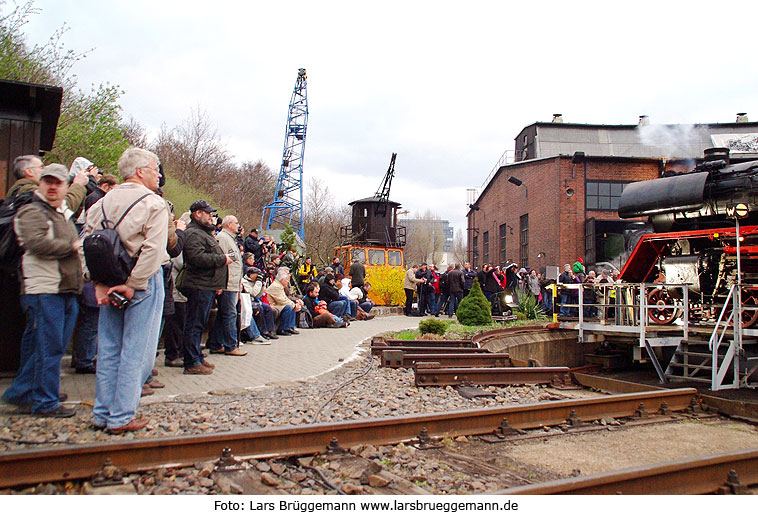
top-left (500, 447), bottom-right (758, 494)
top-left (0, 388), bottom-right (696, 490)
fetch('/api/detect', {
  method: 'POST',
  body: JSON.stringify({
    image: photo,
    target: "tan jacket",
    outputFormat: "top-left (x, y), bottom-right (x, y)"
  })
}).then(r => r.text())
top-left (84, 182), bottom-right (169, 290)
top-left (15, 190), bottom-right (84, 295)
top-left (266, 279), bottom-right (295, 312)
top-left (404, 268), bottom-right (423, 290)
top-left (216, 229), bottom-right (242, 292)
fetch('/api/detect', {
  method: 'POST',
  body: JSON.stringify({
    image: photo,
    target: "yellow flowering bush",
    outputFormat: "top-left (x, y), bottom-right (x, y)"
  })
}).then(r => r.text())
top-left (366, 266), bottom-right (405, 306)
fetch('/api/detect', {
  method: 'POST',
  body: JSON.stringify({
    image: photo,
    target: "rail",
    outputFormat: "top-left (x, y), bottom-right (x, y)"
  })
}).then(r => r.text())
top-left (500, 447), bottom-right (758, 494)
top-left (0, 389), bottom-right (696, 489)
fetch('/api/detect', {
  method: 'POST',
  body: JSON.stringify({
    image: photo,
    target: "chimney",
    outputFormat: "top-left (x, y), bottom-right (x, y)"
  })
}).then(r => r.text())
top-left (552, 113), bottom-right (563, 123)
top-left (737, 112), bottom-right (748, 123)
top-left (638, 115), bottom-right (650, 126)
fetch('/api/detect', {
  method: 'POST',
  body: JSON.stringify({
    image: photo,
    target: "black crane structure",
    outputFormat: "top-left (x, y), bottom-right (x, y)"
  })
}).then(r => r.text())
top-left (374, 152), bottom-right (397, 217)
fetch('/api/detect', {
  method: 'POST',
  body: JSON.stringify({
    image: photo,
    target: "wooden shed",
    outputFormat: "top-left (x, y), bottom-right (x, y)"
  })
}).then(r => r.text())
top-left (0, 79), bottom-right (62, 196)
top-left (0, 79), bottom-right (62, 373)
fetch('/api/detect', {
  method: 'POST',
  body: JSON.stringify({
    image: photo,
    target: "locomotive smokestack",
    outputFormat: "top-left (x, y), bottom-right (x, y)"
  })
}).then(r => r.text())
top-left (638, 115), bottom-right (650, 126)
top-left (736, 112), bottom-right (748, 123)
top-left (552, 113), bottom-right (563, 123)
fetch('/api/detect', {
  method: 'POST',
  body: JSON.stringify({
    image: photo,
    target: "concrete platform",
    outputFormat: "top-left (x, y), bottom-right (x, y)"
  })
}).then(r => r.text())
top-left (0, 315), bottom-right (421, 405)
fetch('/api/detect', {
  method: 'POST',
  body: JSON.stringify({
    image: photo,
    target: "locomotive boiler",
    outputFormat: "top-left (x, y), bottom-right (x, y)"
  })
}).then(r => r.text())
top-left (617, 148), bottom-right (758, 326)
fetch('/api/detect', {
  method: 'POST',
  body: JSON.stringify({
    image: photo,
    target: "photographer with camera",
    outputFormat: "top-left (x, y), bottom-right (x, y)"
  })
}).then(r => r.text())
top-left (179, 200), bottom-right (233, 374)
top-left (244, 228), bottom-right (264, 265)
top-left (206, 215), bottom-right (247, 357)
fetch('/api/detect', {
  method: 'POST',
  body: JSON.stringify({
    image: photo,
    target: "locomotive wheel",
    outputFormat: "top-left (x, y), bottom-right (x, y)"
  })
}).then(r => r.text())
top-left (727, 290), bottom-right (758, 329)
top-left (647, 288), bottom-right (679, 325)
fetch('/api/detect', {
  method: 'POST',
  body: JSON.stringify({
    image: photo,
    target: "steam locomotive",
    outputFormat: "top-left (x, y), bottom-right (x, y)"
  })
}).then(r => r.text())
top-left (618, 148), bottom-right (758, 326)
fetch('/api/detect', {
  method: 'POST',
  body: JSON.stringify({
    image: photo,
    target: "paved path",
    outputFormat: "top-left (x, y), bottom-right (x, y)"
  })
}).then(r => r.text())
top-left (0, 315), bottom-right (421, 405)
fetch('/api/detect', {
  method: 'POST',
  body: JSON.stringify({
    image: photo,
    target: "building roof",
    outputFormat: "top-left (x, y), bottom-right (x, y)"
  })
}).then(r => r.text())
top-left (0, 79), bottom-right (63, 151)
top-left (519, 120), bottom-right (758, 160)
top-left (348, 196), bottom-right (401, 207)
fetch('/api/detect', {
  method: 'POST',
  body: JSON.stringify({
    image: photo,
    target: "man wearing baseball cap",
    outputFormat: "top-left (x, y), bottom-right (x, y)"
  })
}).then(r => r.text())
top-left (2, 164), bottom-right (86, 417)
top-left (178, 200), bottom-right (232, 374)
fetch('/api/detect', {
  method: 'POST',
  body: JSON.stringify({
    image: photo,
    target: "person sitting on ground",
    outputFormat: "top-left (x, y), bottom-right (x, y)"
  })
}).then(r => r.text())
top-left (266, 267), bottom-right (301, 336)
top-left (318, 273), bottom-right (349, 317)
top-left (337, 275), bottom-right (363, 319)
top-left (350, 282), bottom-right (375, 318)
top-left (303, 283), bottom-right (343, 328)
top-left (242, 267), bottom-right (279, 340)
top-left (240, 267), bottom-right (274, 343)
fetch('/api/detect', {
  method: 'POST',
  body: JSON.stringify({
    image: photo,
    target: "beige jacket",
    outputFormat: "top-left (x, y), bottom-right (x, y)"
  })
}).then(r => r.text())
top-left (15, 190), bottom-right (84, 295)
top-left (404, 268), bottom-right (423, 290)
top-left (216, 229), bottom-right (242, 292)
top-left (266, 279), bottom-right (295, 312)
top-left (84, 182), bottom-right (169, 290)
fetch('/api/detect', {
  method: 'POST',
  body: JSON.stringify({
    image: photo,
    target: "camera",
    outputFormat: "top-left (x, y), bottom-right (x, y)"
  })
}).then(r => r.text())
top-left (109, 291), bottom-right (130, 308)
top-left (228, 252), bottom-right (237, 261)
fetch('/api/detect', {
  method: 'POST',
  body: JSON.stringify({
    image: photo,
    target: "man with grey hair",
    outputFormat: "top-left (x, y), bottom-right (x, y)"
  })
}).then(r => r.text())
top-left (558, 263), bottom-right (576, 317)
top-left (266, 267), bottom-right (301, 335)
top-left (206, 215), bottom-right (246, 357)
top-left (6, 154), bottom-right (89, 204)
top-left (85, 147), bottom-right (169, 434)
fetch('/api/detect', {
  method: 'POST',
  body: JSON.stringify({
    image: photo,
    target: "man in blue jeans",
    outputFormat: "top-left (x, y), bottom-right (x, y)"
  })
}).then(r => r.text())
top-left (86, 148), bottom-right (169, 434)
top-left (206, 215), bottom-right (247, 357)
top-left (4, 164), bottom-right (86, 417)
top-left (179, 200), bottom-right (233, 374)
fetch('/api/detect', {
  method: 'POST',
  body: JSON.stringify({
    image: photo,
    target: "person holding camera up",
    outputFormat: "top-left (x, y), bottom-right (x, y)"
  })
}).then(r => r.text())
top-left (179, 200), bottom-right (233, 374)
top-left (206, 215), bottom-right (247, 357)
top-left (244, 228), bottom-right (264, 266)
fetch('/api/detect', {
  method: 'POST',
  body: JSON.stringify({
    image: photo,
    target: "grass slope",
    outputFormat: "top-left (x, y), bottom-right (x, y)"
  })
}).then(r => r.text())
top-left (162, 174), bottom-right (234, 218)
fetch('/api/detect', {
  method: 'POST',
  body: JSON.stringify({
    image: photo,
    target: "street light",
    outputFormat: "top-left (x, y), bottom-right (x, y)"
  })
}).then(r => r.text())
top-left (508, 176), bottom-right (527, 199)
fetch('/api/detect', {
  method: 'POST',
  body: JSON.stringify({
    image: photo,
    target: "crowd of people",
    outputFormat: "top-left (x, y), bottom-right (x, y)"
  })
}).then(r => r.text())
top-left (400, 257), bottom-right (622, 319)
top-left (0, 148), bottom-right (375, 433)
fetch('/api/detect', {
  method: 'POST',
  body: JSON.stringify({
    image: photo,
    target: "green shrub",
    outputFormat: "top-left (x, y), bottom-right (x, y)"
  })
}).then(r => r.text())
top-left (419, 318), bottom-right (448, 336)
top-left (513, 290), bottom-right (547, 321)
top-left (514, 311), bottom-right (527, 321)
top-left (456, 278), bottom-right (492, 326)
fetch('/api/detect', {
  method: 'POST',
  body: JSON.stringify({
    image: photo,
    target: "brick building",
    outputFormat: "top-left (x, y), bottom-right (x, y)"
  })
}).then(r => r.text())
top-left (468, 115), bottom-right (758, 273)
top-left (467, 154), bottom-right (661, 272)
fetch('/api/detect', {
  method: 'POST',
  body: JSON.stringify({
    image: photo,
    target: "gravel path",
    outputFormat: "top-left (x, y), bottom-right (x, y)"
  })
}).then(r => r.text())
top-left (0, 349), bottom-right (566, 451)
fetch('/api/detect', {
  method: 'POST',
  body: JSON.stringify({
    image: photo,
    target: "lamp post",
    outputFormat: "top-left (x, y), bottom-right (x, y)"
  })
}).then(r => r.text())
top-left (508, 176), bottom-right (527, 199)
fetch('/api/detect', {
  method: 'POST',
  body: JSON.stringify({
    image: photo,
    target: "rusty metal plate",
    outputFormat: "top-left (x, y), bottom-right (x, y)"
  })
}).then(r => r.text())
top-left (382, 352), bottom-right (512, 369)
top-left (415, 366), bottom-right (572, 387)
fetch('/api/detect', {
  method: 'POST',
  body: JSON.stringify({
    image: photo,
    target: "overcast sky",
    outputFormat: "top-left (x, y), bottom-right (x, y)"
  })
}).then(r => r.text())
top-left (21, 0), bottom-right (758, 233)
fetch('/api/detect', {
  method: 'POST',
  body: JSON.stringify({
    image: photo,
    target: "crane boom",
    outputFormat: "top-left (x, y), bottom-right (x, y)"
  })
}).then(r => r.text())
top-left (261, 68), bottom-right (308, 241)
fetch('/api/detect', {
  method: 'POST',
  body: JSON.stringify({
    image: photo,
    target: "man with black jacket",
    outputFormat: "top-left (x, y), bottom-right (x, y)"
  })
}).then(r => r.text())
top-left (244, 228), bottom-right (264, 264)
top-left (179, 200), bottom-right (233, 375)
top-left (462, 262), bottom-right (476, 297)
top-left (415, 263), bottom-right (430, 315)
top-left (447, 264), bottom-right (465, 317)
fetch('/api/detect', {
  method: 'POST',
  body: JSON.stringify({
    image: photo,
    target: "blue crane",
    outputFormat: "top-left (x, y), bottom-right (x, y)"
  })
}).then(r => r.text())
top-left (260, 68), bottom-right (308, 241)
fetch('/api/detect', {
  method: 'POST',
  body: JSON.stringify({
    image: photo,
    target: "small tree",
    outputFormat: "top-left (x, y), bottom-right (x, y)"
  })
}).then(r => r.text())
top-left (280, 224), bottom-right (297, 252)
top-left (456, 278), bottom-right (492, 326)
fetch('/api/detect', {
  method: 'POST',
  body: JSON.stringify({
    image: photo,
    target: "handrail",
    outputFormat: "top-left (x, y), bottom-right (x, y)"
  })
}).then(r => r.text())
top-left (710, 284), bottom-right (741, 391)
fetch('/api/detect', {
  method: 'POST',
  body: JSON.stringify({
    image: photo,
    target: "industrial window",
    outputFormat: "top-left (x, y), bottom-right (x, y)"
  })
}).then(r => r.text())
top-left (368, 249), bottom-right (386, 266)
top-left (387, 251), bottom-right (402, 266)
top-left (586, 180), bottom-right (627, 210)
top-left (351, 248), bottom-right (366, 264)
top-left (483, 231), bottom-right (490, 264)
top-left (499, 223), bottom-right (507, 265)
top-left (519, 214), bottom-right (528, 268)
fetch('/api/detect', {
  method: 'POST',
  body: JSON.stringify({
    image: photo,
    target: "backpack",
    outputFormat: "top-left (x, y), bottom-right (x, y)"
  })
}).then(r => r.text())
top-left (439, 271), bottom-right (449, 293)
top-left (83, 194), bottom-right (151, 286)
top-left (0, 191), bottom-right (38, 269)
top-left (297, 307), bottom-right (313, 329)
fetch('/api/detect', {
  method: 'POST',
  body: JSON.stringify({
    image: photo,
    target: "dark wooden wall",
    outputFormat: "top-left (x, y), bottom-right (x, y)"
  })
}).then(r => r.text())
top-left (0, 115), bottom-right (42, 196)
